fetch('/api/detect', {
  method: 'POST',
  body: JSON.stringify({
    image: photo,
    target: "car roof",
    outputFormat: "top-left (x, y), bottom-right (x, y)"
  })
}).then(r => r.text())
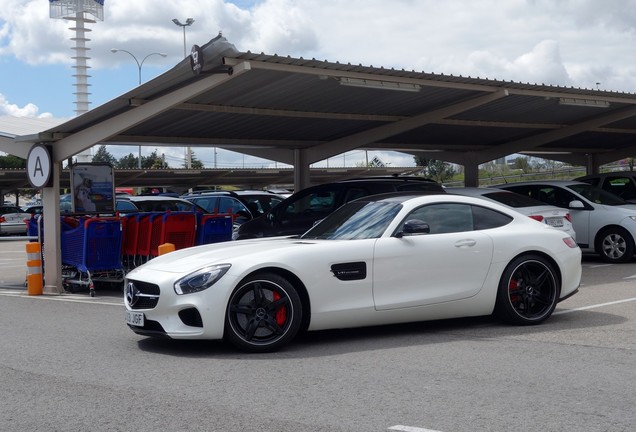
top-left (352, 191), bottom-right (448, 204)
top-left (181, 190), bottom-right (283, 198)
top-left (494, 180), bottom-right (588, 187)
top-left (576, 172), bottom-right (636, 179)
top-left (117, 195), bottom-right (192, 202)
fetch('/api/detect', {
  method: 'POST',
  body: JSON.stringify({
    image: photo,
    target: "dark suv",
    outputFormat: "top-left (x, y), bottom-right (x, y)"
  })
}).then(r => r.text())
top-left (234, 177), bottom-right (445, 240)
top-left (182, 190), bottom-right (285, 225)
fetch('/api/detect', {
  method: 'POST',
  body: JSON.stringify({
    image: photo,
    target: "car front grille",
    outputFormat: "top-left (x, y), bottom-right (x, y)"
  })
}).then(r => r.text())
top-left (126, 279), bottom-right (160, 310)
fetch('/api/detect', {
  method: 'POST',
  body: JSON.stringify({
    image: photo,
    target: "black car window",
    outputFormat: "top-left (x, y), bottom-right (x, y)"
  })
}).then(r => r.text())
top-left (243, 196), bottom-right (282, 215)
top-left (283, 189), bottom-right (338, 219)
top-left (218, 197), bottom-right (248, 214)
top-left (605, 177), bottom-right (636, 200)
top-left (396, 182), bottom-right (443, 192)
top-left (343, 187), bottom-right (372, 203)
top-left (401, 203), bottom-right (473, 234)
top-left (190, 197), bottom-right (217, 213)
top-left (481, 191), bottom-right (545, 208)
top-left (568, 183), bottom-right (626, 205)
top-left (471, 205), bottom-right (513, 230)
top-left (115, 201), bottom-right (138, 212)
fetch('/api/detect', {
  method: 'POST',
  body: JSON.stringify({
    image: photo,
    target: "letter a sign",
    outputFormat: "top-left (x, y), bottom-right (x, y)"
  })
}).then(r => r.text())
top-left (27, 144), bottom-right (53, 188)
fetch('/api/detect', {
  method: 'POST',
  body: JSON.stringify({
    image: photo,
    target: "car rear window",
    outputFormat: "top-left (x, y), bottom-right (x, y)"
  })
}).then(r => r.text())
top-left (482, 191), bottom-right (546, 208)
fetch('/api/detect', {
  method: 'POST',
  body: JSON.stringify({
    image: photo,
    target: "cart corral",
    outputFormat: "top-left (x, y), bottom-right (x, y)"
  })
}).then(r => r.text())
top-left (28, 211), bottom-right (233, 296)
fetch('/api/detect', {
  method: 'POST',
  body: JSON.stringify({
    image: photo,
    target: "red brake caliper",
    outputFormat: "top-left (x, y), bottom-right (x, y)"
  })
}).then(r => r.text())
top-left (272, 291), bottom-right (287, 326)
top-left (509, 279), bottom-right (519, 303)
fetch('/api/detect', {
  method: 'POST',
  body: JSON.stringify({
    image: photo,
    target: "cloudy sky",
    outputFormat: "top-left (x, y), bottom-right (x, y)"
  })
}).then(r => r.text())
top-left (2, 0), bottom-right (636, 168)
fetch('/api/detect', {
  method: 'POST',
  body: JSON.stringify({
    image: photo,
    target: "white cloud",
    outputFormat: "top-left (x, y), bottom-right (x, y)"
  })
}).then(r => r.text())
top-left (0, 93), bottom-right (52, 118)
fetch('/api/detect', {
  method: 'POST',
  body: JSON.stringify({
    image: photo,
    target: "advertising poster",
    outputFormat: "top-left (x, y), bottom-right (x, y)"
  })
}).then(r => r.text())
top-left (70, 163), bottom-right (115, 214)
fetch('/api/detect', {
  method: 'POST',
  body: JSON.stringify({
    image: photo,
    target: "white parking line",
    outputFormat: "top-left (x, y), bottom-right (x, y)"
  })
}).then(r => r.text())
top-left (0, 290), bottom-right (122, 306)
top-left (554, 297), bottom-right (636, 315)
top-left (388, 426), bottom-right (444, 432)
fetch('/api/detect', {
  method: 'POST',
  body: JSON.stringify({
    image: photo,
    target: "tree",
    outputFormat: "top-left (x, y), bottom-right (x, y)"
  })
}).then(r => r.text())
top-left (92, 145), bottom-right (117, 166)
top-left (183, 150), bottom-right (204, 169)
top-left (116, 153), bottom-right (139, 169)
top-left (142, 150), bottom-right (166, 169)
top-left (0, 154), bottom-right (26, 168)
top-left (514, 156), bottom-right (532, 174)
top-left (414, 156), bottom-right (457, 182)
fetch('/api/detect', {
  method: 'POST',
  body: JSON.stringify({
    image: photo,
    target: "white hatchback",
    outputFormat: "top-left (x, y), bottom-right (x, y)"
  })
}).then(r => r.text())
top-left (495, 180), bottom-right (636, 263)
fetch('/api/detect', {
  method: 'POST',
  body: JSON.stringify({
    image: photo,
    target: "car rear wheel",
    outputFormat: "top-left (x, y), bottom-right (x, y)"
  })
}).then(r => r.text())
top-left (224, 272), bottom-right (302, 353)
top-left (494, 255), bottom-right (559, 325)
top-left (596, 227), bottom-right (634, 263)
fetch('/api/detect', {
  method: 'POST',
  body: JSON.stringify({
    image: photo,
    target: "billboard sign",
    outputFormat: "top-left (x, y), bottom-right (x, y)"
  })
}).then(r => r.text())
top-left (70, 163), bottom-right (115, 214)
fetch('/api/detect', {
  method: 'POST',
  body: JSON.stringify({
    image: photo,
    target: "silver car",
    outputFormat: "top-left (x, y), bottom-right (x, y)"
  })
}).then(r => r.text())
top-left (495, 180), bottom-right (636, 263)
top-left (448, 187), bottom-right (576, 240)
top-left (0, 205), bottom-right (28, 236)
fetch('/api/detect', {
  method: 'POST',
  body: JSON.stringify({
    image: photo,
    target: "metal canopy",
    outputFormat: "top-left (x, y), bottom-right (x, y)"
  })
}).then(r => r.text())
top-left (6, 32), bottom-right (636, 190)
top-left (5, 32), bottom-right (636, 294)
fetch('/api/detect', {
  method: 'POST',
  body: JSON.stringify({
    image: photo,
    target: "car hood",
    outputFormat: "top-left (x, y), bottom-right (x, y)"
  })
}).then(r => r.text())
top-left (128, 236), bottom-right (308, 275)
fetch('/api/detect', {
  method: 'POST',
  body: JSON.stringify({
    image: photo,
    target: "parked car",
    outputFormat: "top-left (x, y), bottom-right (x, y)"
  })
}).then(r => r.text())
top-left (124, 192), bottom-right (581, 352)
top-left (495, 180), bottom-right (636, 263)
top-left (22, 205), bottom-right (43, 215)
top-left (575, 172), bottom-right (636, 203)
top-left (181, 190), bottom-right (285, 226)
top-left (115, 195), bottom-right (207, 214)
top-left (0, 205), bottom-right (29, 235)
top-left (234, 176), bottom-right (445, 240)
top-left (448, 187), bottom-right (576, 240)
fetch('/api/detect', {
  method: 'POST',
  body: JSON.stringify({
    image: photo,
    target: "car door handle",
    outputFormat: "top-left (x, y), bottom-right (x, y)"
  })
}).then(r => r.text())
top-left (455, 239), bottom-right (477, 248)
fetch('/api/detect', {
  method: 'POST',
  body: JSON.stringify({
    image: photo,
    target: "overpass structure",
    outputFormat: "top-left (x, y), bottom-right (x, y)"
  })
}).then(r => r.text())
top-left (3, 33), bottom-right (636, 293)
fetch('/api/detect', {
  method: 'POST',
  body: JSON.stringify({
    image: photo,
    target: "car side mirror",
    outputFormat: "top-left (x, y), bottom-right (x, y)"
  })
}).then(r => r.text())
top-left (396, 219), bottom-right (430, 237)
top-left (568, 200), bottom-right (585, 209)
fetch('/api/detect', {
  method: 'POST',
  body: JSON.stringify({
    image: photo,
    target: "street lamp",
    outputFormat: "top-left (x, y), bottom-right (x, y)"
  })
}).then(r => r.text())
top-left (172, 18), bottom-right (195, 58)
top-left (110, 49), bottom-right (167, 85)
top-left (110, 49), bottom-right (167, 168)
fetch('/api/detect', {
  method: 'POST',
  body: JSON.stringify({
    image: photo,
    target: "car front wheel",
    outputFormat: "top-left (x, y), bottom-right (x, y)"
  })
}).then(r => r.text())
top-left (596, 227), bottom-right (634, 263)
top-left (224, 272), bottom-right (302, 353)
top-left (494, 255), bottom-right (560, 325)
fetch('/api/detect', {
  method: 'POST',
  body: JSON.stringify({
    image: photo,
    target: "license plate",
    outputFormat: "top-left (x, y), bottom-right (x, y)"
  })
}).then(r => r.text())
top-left (125, 311), bottom-right (144, 327)
top-left (545, 217), bottom-right (563, 227)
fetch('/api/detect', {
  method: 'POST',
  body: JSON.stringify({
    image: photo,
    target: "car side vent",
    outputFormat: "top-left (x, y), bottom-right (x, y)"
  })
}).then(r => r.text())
top-left (331, 262), bottom-right (367, 281)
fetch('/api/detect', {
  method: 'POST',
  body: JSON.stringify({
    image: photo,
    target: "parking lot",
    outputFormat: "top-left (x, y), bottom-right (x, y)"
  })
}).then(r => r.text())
top-left (1, 239), bottom-right (635, 431)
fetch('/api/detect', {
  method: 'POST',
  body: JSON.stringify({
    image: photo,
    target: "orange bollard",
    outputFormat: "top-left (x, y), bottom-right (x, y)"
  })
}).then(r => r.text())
top-left (25, 243), bottom-right (43, 296)
top-left (158, 243), bottom-right (175, 256)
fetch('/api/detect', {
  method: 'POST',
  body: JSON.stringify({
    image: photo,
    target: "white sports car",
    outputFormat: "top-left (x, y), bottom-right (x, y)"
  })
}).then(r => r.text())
top-left (124, 193), bottom-right (582, 352)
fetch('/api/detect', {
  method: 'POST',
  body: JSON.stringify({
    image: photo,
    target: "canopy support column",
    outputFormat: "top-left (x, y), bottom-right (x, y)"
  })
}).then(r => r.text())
top-left (293, 149), bottom-right (311, 191)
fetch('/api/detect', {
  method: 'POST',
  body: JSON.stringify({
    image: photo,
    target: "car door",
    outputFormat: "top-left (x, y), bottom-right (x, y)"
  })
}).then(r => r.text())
top-left (372, 202), bottom-right (494, 310)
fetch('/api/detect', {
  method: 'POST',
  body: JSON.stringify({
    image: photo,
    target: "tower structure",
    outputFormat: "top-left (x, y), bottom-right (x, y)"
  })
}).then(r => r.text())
top-left (49, 0), bottom-right (104, 161)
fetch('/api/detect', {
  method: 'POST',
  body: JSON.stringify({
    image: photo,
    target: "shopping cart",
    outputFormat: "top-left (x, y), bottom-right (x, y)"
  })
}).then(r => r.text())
top-left (61, 216), bottom-right (124, 297)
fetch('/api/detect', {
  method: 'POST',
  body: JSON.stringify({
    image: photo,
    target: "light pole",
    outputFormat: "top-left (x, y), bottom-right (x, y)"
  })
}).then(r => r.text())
top-left (110, 49), bottom-right (167, 168)
top-left (172, 18), bottom-right (195, 58)
top-left (172, 18), bottom-right (195, 168)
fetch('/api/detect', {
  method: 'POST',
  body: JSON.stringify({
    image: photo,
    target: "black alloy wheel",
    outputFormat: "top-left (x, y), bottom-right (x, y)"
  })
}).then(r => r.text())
top-left (494, 255), bottom-right (560, 325)
top-left (224, 272), bottom-right (302, 353)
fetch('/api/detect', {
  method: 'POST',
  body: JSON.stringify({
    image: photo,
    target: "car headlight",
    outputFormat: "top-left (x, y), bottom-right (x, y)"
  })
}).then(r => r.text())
top-left (174, 264), bottom-right (231, 295)
top-left (630, 216), bottom-right (636, 222)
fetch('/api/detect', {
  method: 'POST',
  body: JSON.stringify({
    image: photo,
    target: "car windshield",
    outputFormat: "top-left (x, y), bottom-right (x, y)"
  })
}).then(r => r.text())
top-left (301, 201), bottom-right (402, 240)
top-left (568, 183), bottom-right (627, 206)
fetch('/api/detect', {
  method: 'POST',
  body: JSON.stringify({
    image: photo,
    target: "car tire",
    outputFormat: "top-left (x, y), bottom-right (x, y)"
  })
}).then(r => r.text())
top-left (596, 227), bottom-right (634, 263)
top-left (494, 254), bottom-right (560, 325)
top-left (224, 272), bottom-right (302, 353)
